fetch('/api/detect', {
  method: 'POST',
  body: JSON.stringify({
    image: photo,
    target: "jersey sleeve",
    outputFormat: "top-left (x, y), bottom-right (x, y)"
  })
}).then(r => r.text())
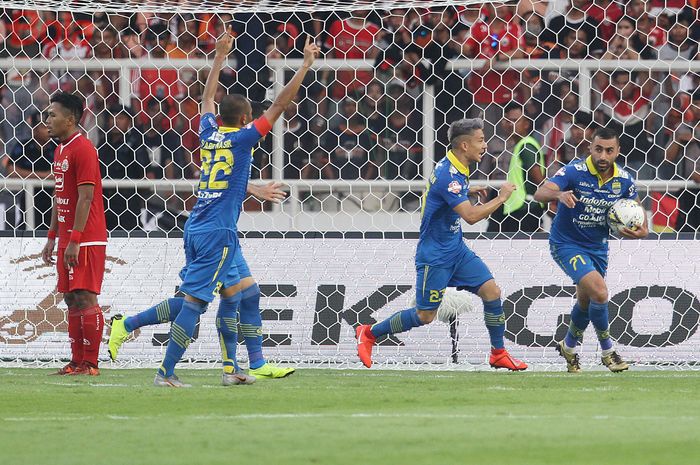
top-left (199, 112), bottom-right (219, 140)
top-left (236, 117), bottom-right (272, 148)
top-left (548, 164), bottom-right (574, 191)
top-left (74, 144), bottom-right (100, 186)
top-left (435, 172), bottom-right (470, 209)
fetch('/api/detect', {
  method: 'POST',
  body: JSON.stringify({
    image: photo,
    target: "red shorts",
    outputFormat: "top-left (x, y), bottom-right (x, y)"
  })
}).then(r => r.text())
top-left (57, 245), bottom-right (106, 294)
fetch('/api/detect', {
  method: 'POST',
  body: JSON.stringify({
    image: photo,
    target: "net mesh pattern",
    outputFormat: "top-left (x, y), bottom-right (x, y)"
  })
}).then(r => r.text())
top-left (0, 3), bottom-right (699, 368)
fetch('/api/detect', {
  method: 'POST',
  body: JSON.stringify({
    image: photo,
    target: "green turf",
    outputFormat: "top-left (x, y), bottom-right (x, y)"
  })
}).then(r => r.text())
top-left (1, 369), bottom-right (698, 465)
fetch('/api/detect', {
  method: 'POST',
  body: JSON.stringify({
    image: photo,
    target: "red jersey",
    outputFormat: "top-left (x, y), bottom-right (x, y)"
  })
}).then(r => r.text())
top-left (601, 85), bottom-right (652, 125)
top-left (587, 2), bottom-right (624, 42)
top-left (52, 132), bottom-right (107, 248)
top-left (324, 19), bottom-right (380, 99)
top-left (137, 69), bottom-right (183, 104)
top-left (465, 20), bottom-right (524, 104)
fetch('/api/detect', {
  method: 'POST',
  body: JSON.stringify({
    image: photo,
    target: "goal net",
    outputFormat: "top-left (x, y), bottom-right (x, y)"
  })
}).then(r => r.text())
top-left (1, 2), bottom-right (699, 369)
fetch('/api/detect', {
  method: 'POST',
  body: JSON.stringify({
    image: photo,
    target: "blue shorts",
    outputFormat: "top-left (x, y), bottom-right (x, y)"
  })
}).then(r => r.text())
top-left (415, 251), bottom-right (494, 310)
top-left (222, 245), bottom-right (252, 289)
top-left (179, 229), bottom-right (237, 303)
top-left (550, 242), bottom-right (608, 285)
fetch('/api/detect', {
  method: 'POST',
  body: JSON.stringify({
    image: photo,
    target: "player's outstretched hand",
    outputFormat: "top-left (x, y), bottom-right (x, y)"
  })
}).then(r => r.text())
top-left (41, 238), bottom-right (55, 265)
top-left (497, 182), bottom-right (517, 201)
top-left (215, 26), bottom-right (234, 58)
top-left (303, 35), bottom-right (321, 68)
top-left (557, 190), bottom-right (578, 208)
top-left (620, 222), bottom-right (649, 239)
top-left (258, 181), bottom-right (288, 203)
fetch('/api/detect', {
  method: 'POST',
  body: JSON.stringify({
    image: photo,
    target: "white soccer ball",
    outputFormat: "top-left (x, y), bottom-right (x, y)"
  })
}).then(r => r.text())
top-left (607, 198), bottom-right (644, 235)
top-left (410, 287), bottom-right (475, 323)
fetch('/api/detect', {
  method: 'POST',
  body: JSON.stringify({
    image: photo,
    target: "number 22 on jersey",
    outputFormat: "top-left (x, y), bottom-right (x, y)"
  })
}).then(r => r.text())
top-left (199, 149), bottom-right (233, 190)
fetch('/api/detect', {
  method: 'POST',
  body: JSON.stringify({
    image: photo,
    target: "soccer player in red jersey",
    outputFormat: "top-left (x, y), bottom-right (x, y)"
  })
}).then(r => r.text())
top-left (42, 92), bottom-right (108, 376)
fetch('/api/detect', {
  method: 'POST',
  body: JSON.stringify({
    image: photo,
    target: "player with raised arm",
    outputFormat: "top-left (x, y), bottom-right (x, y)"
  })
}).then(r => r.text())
top-left (42, 92), bottom-right (107, 376)
top-left (107, 181), bottom-right (294, 381)
top-left (142, 29), bottom-right (318, 387)
top-left (533, 127), bottom-right (649, 373)
top-left (355, 118), bottom-right (528, 371)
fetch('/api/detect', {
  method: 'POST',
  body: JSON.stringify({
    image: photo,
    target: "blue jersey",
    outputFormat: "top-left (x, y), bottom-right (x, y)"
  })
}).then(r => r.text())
top-left (416, 151), bottom-right (473, 266)
top-left (186, 113), bottom-right (267, 234)
top-left (549, 157), bottom-right (637, 250)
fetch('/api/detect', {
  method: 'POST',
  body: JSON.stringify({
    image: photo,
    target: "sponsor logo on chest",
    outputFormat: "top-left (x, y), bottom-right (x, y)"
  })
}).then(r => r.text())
top-left (54, 173), bottom-right (64, 192)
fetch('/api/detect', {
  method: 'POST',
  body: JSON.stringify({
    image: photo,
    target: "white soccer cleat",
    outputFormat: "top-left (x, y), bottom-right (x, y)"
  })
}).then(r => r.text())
top-left (222, 371), bottom-right (256, 386)
top-left (154, 373), bottom-right (191, 388)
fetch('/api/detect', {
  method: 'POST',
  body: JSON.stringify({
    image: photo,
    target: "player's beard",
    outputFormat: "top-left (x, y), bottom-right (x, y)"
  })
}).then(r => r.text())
top-left (596, 160), bottom-right (611, 174)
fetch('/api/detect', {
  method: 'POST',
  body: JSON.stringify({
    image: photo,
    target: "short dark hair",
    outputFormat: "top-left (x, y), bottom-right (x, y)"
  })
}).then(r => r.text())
top-left (50, 92), bottom-right (84, 124)
top-left (448, 118), bottom-right (484, 148)
top-left (220, 94), bottom-right (251, 126)
top-left (29, 110), bottom-right (44, 127)
top-left (146, 97), bottom-right (171, 114)
top-left (611, 70), bottom-right (630, 82)
top-left (592, 127), bottom-right (620, 144)
top-left (572, 110), bottom-right (594, 129)
top-left (503, 102), bottom-right (523, 115)
top-left (110, 104), bottom-right (134, 118)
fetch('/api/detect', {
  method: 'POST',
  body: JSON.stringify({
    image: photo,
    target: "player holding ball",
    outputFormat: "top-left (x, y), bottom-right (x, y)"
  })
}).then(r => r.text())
top-left (534, 127), bottom-right (649, 373)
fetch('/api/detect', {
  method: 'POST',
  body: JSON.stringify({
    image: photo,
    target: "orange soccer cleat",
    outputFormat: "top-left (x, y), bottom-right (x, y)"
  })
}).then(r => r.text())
top-left (489, 348), bottom-right (528, 371)
top-left (355, 325), bottom-right (376, 368)
top-left (52, 362), bottom-right (81, 375)
top-left (71, 362), bottom-right (101, 376)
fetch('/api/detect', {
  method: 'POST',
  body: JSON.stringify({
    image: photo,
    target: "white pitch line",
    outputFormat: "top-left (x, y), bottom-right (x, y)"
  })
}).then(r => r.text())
top-left (3, 413), bottom-right (697, 422)
top-left (43, 382), bottom-right (132, 387)
top-left (4, 416), bottom-right (95, 422)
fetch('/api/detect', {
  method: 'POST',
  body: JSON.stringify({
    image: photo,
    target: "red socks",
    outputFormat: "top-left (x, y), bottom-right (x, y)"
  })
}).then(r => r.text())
top-left (67, 307), bottom-right (84, 365)
top-left (80, 305), bottom-right (104, 367)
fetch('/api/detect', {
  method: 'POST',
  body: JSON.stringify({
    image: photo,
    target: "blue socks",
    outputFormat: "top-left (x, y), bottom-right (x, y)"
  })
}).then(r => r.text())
top-left (564, 303), bottom-right (590, 349)
top-left (216, 294), bottom-right (242, 374)
top-left (370, 307), bottom-right (424, 338)
top-left (588, 300), bottom-right (613, 351)
top-left (483, 299), bottom-right (505, 349)
top-left (125, 298), bottom-right (183, 332)
top-left (239, 284), bottom-right (265, 370)
top-left (158, 299), bottom-right (207, 377)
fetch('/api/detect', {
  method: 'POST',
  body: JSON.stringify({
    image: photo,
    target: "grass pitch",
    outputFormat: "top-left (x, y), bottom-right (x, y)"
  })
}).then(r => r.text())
top-left (1, 368), bottom-right (698, 465)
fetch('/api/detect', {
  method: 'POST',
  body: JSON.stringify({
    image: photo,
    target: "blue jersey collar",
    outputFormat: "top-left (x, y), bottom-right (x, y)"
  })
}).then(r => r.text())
top-left (586, 156), bottom-right (619, 187)
top-left (447, 150), bottom-right (470, 176)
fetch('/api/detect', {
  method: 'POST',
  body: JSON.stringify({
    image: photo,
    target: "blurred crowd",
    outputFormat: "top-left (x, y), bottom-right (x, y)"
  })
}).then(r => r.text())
top-left (0, 1), bottom-right (699, 232)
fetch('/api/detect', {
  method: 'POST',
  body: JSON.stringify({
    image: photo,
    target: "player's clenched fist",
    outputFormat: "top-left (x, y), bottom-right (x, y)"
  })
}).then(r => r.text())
top-left (497, 182), bottom-right (517, 201)
top-left (557, 190), bottom-right (578, 208)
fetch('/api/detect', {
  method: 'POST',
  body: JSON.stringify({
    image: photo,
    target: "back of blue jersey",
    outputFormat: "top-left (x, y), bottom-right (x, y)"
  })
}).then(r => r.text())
top-left (416, 151), bottom-right (472, 266)
top-left (549, 157), bottom-right (637, 250)
top-left (186, 113), bottom-right (263, 234)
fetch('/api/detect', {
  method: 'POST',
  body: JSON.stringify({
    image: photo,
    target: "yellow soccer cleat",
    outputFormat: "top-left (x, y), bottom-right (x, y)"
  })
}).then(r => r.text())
top-left (249, 363), bottom-right (296, 379)
top-left (601, 351), bottom-right (629, 373)
top-left (556, 340), bottom-right (581, 373)
top-left (108, 314), bottom-right (130, 361)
